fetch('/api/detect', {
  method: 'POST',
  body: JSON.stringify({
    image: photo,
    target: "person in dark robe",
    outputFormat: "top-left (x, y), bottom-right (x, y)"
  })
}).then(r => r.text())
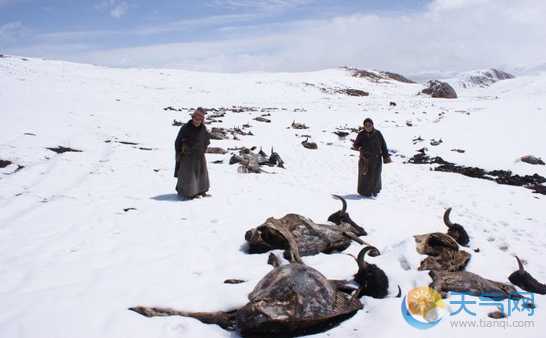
top-left (352, 118), bottom-right (391, 197)
top-left (174, 107), bottom-right (210, 199)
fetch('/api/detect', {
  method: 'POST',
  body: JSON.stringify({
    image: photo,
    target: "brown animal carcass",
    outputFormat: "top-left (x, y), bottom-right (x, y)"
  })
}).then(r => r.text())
top-left (414, 232), bottom-right (471, 271)
top-left (443, 207), bottom-right (470, 247)
top-left (130, 243), bottom-right (363, 336)
top-left (327, 194), bottom-right (367, 236)
top-left (301, 137), bottom-right (318, 150)
top-left (353, 246), bottom-right (390, 298)
top-left (430, 269), bottom-right (517, 299)
top-left (508, 256), bottom-right (546, 295)
top-left (245, 213), bottom-right (365, 262)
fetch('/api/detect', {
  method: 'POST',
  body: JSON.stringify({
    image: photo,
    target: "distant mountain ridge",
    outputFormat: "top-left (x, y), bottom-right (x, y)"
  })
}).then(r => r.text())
top-left (342, 67), bottom-right (415, 83)
top-left (450, 68), bottom-right (515, 89)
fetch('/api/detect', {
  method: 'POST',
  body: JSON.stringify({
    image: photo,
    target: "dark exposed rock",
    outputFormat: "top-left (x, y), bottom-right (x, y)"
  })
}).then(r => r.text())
top-left (0, 159), bottom-right (12, 169)
top-left (407, 148), bottom-right (546, 194)
top-left (382, 71), bottom-right (415, 83)
top-left (349, 68), bottom-right (383, 81)
top-left (421, 80), bottom-right (457, 99)
top-left (163, 106), bottom-right (183, 111)
top-left (345, 67), bottom-right (415, 83)
top-left (47, 146), bottom-right (82, 154)
top-left (336, 88), bottom-right (369, 97)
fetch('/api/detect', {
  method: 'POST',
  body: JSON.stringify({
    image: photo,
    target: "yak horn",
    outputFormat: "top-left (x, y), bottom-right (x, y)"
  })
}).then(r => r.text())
top-left (357, 246), bottom-right (380, 269)
top-left (342, 231), bottom-right (365, 245)
top-left (395, 285), bottom-right (402, 298)
top-left (332, 194), bottom-right (347, 214)
top-left (516, 256), bottom-right (525, 275)
top-left (273, 224), bottom-right (303, 264)
top-left (443, 207), bottom-right (454, 228)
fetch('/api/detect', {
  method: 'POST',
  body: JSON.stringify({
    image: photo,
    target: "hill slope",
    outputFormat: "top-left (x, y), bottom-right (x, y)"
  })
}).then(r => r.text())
top-left (1, 56), bottom-right (545, 338)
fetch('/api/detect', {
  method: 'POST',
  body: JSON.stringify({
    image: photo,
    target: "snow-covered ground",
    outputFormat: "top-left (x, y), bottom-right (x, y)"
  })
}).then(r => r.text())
top-left (1, 55), bottom-right (545, 337)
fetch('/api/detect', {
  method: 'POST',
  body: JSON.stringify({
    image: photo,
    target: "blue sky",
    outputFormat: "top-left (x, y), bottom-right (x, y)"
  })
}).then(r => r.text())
top-left (1, 0), bottom-right (545, 77)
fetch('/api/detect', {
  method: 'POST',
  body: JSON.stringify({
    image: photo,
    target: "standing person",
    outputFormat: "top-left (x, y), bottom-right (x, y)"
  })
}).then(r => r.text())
top-left (174, 107), bottom-right (211, 199)
top-left (352, 118), bottom-right (391, 197)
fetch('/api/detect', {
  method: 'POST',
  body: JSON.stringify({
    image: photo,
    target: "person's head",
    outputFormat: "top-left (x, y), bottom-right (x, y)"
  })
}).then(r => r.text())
top-left (191, 107), bottom-right (206, 127)
top-left (363, 118), bottom-right (374, 133)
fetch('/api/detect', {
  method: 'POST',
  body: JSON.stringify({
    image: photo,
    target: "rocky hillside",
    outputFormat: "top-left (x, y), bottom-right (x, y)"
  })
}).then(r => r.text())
top-left (451, 68), bottom-right (514, 89)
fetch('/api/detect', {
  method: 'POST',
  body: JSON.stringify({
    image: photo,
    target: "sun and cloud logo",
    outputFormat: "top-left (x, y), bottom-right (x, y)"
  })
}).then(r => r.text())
top-left (401, 287), bottom-right (445, 330)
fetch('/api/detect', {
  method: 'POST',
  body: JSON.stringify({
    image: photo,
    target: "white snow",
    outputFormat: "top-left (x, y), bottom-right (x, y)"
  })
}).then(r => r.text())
top-left (1, 55), bottom-right (545, 337)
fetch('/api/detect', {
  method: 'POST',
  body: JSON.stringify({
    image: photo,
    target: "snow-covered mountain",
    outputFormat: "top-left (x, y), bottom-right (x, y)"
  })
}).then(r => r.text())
top-left (447, 68), bottom-right (515, 89)
top-left (495, 62), bottom-right (546, 77)
top-left (1, 55), bottom-right (545, 338)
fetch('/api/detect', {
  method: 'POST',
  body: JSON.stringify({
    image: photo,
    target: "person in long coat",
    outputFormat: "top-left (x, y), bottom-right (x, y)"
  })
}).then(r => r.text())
top-left (174, 107), bottom-right (210, 199)
top-left (352, 118), bottom-right (391, 197)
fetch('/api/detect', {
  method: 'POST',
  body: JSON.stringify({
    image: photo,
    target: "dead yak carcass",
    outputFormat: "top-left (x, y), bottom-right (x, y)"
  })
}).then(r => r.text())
top-left (429, 269), bottom-right (517, 299)
top-left (508, 256), bottom-right (546, 295)
top-left (414, 232), bottom-right (471, 271)
top-left (230, 147), bottom-right (285, 173)
top-left (245, 196), bottom-right (367, 261)
top-left (353, 246), bottom-right (390, 298)
top-left (327, 194), bottom-right (367, 236)
top-left (443, 207), bottom-right (470, 247)
top-left (130, 249), bottom-right (363, 336)
top-left (301, 137), bottom-right (318, 150)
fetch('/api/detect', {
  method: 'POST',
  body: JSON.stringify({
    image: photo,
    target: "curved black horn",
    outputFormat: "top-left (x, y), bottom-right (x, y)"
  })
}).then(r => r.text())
top-left (516, 256), bottom-right (525, 275)
top-left (395, 285), bottom-right (402, 298)
top-left (357, 246), bottom-right (380, 269)
top-left (332, 194), bottom-right (347, 214)
top-left (443, 207), bottom-right (454, 228)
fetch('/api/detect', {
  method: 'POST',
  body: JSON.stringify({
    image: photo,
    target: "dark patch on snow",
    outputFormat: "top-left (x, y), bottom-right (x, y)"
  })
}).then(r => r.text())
top-left (47, 146), bottom-right (82, 154)
top-left (0, 159), bottom-right (12, 168)
top-left (408, 148), bottom-right (546, 195)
